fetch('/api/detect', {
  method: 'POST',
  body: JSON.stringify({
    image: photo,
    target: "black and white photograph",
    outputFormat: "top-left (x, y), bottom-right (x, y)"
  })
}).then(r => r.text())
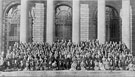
top-left (0, 0), bottom-right (135, 77)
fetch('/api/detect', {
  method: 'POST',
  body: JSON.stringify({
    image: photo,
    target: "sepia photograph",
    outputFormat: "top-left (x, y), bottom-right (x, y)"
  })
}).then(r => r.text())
top-left (0, 0), bottom-right (135, 77)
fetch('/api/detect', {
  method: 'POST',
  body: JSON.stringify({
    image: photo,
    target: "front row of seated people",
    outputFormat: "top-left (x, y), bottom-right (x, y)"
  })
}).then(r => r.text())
top-left (0, 40), bottom-right (135, 71)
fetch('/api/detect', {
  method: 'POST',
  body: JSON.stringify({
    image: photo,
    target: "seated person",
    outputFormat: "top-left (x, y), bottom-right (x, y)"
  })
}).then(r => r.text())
top-left (5, 61), bottom-right (12, 71)
top-left (89, 59), bottom-right (95, 70)
top-left (80, 61), bottom-right (86, 71)
top-left (126, 61), bottom-right (135, 71)
top-left (94, 60), bottom-right (100, 70)
top-left (18, 60), bottom-right (25, 71)
top-left (42, 61), bottom-right (47, 70)
top-left (0, 57), bottom-right (4, 71)
top-left (0, 57), bottom-right (4, 66)
top-left (65, 55), bottom-right (72, 70)
top-left (118, 60), bottom-right (123, 70)
top-left (76, 60), bottom-right (81, 70)
top-left (52, 61), bottom-right (57, 70)
top-left (29, 61), bottom-right (35, 71)
top-left (13, 59), bottom-right (19, 71)
top-left (109, 59), bottom-right (114, 70)
top-left (58, 60), bottom-right (64, 70)
top-left (114, 58), bottom-right (120, 70)
top-left (70, 61), bottom-right (77, 71)
top-left (23, 61), bottom-right (29, 71)
top-left (70, 58), bottom-right (77, 71)
top-left (99, 60), bottom-right (105, 70)
top-left (104, 59), bottom-right (110, 70)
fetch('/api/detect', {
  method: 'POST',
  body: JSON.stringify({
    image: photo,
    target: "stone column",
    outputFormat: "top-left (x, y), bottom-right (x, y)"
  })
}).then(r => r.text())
top-left (46, 0), bottom-right (54, 44)
top-left (0, 0), bottom-right (3, 52)
top-left (97, 0), bottom-right (106, 44)
top-left (122, 0), bottom-right (131, 49)
top-left (72, 0), bottom-right (80, 44)
top-left (20, 0), bottom-right (29, 43)
top-left (130, 6), bottom-right (132, 52)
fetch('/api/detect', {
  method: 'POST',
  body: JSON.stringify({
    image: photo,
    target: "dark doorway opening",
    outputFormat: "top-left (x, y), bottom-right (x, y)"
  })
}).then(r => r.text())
top-left (55, 5), bottom-right (72, 41)
top-left (105, 6), bottom-right (120, 42)
top-left (5, 4), bottom-right (20, 48)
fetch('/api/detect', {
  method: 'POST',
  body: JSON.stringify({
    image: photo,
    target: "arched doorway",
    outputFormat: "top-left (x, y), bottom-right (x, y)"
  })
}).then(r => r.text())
top-left (55, 5), bottom-right (72, 41)
top-left (106, 6), bottom-right (120, 42)
top-left (5, 4), bottom-right (20, 48)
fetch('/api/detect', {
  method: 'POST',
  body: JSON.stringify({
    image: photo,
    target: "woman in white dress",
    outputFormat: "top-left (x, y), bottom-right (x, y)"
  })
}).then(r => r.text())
top-left (94, 60), bottom-right (100, 70)
top-left (99, 60), bottom-right (105, 70)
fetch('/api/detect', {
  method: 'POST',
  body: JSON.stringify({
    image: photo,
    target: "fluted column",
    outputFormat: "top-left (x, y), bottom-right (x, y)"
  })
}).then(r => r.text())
top-left (20, 0), bottom-right (29, 43)
top-left (72, 0), bottom-right (80, 44)
top-left (0, 0), bottom-right (2, 52)
top-left (46, 0), bottom-right (54, 44)
top-left (122, 0), bottom-right (131, 49)
top-left (97, 0), bottom-right (106, 44)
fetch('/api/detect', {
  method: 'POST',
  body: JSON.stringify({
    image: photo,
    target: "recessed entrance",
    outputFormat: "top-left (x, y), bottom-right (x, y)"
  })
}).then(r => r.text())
top-left (5, 4), bottom-right (20, 47)
top-left (55, 5), bottom-right (72, 41)
top-left (106, 6), bottom-right (120, 42)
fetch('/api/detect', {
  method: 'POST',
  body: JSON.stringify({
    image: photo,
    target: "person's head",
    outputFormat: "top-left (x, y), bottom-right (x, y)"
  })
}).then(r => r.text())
top-left (80, 61), bottom-right (85, 67)
top-left (76, 54), bottom-right (80, 58)
top-left (26, 61), bottom-right (29, 67)
top-left (7, 61), bottom-right (10, 66)
top-left (90, 59), bottom-right (93, 63)
top-left (15, 60), bottom-right (17, 64)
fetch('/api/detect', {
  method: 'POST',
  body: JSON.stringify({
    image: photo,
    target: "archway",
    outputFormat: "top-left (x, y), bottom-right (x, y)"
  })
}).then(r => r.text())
top-left (106, 6), bottom-right (120, 42)
top-left (5, 4), bottom-right (21, 48)
top-left (55, 5), bottom-right (72, 41)
top-left (94, 6), bottom-right (120, 42)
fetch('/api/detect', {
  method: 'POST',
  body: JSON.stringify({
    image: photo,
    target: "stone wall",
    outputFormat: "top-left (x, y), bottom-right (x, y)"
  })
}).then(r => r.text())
top-left (80, 0), bottom-right (122, 41)
top-left (80, 0), bottom-right (97, 40)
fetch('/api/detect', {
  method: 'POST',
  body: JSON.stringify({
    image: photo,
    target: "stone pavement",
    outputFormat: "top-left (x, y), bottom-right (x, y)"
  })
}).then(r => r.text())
top-left (0, 70), bottom-right (135, 77)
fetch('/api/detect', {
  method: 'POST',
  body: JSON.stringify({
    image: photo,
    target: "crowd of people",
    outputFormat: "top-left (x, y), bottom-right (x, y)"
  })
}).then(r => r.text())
top-left (0, 40), bottom-right (135, 71)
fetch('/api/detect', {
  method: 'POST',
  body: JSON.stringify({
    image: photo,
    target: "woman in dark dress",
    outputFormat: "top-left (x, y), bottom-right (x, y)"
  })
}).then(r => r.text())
top-left (18, 60), bottom-right (25, 71)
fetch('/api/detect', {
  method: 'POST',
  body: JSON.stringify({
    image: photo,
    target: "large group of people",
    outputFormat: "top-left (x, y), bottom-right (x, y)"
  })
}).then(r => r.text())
top-left (0, 40), bottom-right (135, 71)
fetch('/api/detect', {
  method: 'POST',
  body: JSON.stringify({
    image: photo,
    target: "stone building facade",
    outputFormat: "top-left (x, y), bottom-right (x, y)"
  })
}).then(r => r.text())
top-left (0, 0), bottom-right (135, 55)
